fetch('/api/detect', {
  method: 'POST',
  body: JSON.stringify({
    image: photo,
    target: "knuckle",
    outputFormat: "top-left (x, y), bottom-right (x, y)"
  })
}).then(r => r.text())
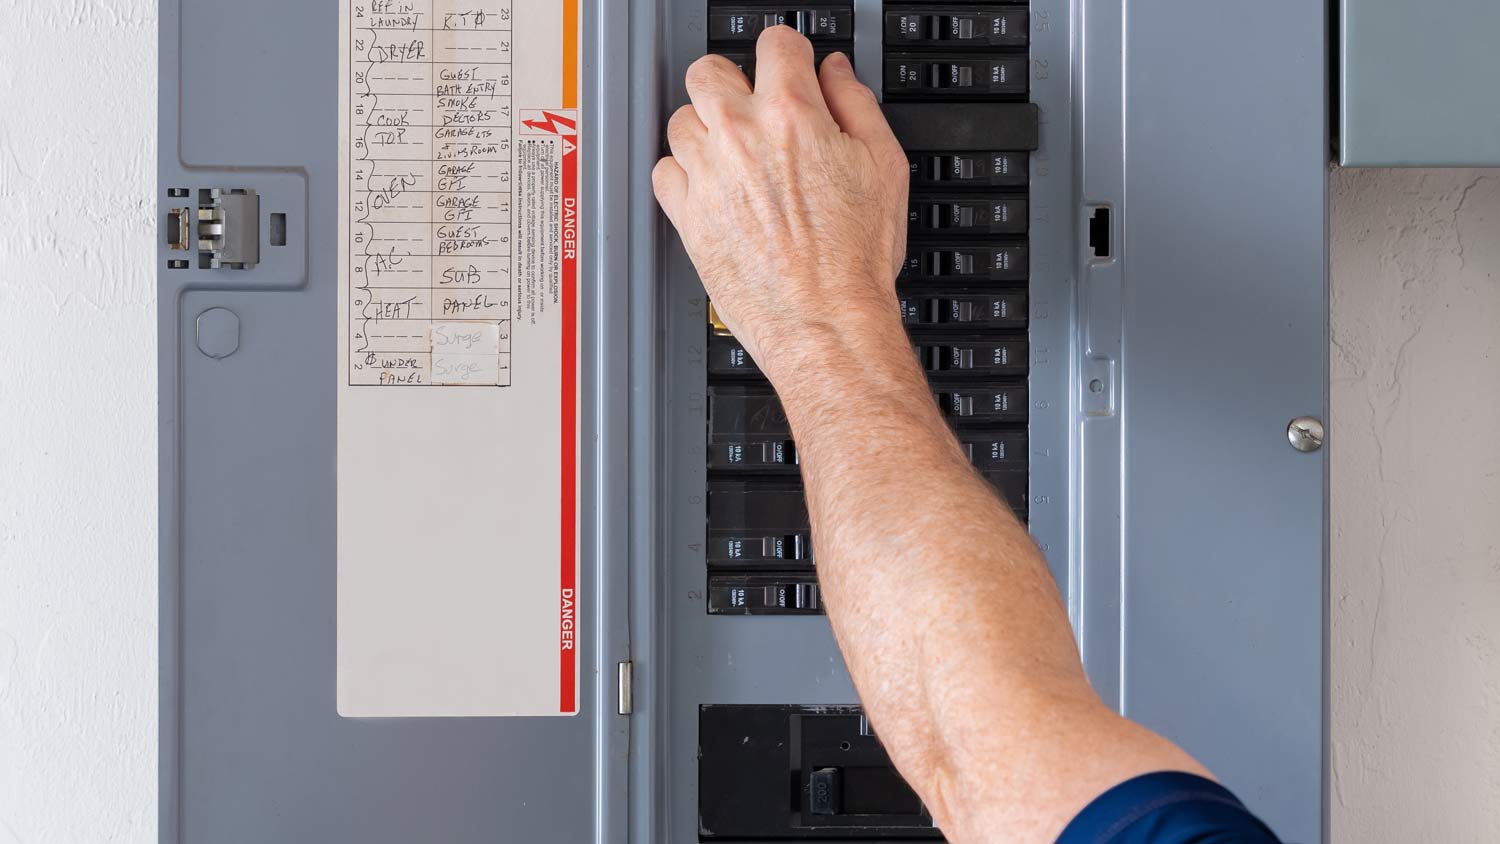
top-left (886, 142), bottom-right (910, 174)
top-left (651, 157), bottom-right (677, 187)
top-left (713, 108), bottom-right (757, 142)
top-left (684, 53), bottom-right (716, 82)
top-left (843, 78), bottom-right (879, 106)
top-left (666, 107), bottom-right (705, 153)
top-left (685, 54), bottom-right (737, 91)
top-left (666, 105), bottom-right (696, 133)
top-left (760, 90), bottom-right (817, 120)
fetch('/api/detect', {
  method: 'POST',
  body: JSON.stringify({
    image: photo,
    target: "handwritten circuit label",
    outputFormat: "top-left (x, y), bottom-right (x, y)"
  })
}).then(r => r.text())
top-left (337, 0), bottom-right (581, 717)
top-left (346, 0), bottom-right (516, 387)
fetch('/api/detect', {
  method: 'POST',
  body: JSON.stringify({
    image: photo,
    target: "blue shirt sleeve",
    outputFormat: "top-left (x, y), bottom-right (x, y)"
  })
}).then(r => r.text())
top-left (1057, 771), bottom-right (1284, 844)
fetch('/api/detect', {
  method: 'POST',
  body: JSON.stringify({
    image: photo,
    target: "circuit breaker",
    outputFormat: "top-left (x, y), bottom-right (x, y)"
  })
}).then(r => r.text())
top-left (158, 1), bottom-right (1329, 843)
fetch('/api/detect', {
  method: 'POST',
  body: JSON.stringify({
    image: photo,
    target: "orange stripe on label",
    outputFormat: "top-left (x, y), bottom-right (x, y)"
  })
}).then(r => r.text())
top-left (563, 0), bottom-right (578, 109)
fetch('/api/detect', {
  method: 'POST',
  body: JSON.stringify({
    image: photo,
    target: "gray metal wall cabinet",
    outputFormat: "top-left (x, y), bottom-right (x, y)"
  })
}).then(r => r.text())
top-left (1340, 0), bottom-right (1500, 166)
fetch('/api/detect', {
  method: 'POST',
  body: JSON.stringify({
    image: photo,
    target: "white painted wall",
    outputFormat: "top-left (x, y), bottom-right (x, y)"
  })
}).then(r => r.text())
top-left (1329, 168), bottom-right (1500, 843)
top-left (0, 2), bottom-right (159, 842)
top-left (0, 3), bottom-right (1497, 841)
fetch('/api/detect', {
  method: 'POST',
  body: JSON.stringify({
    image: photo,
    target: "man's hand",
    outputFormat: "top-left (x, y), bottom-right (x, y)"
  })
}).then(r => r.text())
top-left (652, 27), bottom-right (909, 386)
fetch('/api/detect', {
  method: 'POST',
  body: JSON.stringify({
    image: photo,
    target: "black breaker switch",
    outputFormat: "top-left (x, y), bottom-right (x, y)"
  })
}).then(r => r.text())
top-left (711, 382), bottom-right (1027, 426)
top-left (901, 243), bottom-right (1028, 282)
top-left (935, 382), bottom-right (1028, 422)
top-left (886, 54), bottom-right (1028, 98)
top-left (909, 195), bottom-right (1028, 235)
top-left (958, 431), bottom-right (1027, 473)
top-left (708, 386), bottom-right (798, 471)
top-left (708, 575), bottom-right (821, 615)
top-left (900, 292), bottom-right (1027, 328)
top-left (709, 333), bottom-right (760, 376)
top-left (709, 6), bottom-right (853, 42)
top-left (713, 331), bottom-right (1030, 378)
top-left (885, 6), bottom-right (1029, 47)
top-left (910, 151), bottom-right (1028, 187)
top-left (709, 437), bottom-right (797, 470)
top-left (917, 337), bottom-right (1028, 375)
top-left (708, 482), bottom-right (812, 566)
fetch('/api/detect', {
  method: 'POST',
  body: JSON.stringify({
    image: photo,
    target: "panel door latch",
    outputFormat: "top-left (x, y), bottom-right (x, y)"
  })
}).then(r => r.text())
top-left (196, 188), bottom-right (260, 269)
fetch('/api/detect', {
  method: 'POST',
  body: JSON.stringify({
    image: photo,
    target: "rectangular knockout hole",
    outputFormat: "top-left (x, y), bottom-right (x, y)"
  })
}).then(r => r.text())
top-left (269, 213), bottom-right (287, 246)
top-left (1088, 206), bottom-right (1111, 259)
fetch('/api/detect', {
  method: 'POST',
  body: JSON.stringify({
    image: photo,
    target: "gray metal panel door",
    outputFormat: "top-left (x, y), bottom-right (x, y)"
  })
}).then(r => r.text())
top-left (1109, 3), bottom-right (1328, 841)
top-left (158, 1), bottom-right (627, 841)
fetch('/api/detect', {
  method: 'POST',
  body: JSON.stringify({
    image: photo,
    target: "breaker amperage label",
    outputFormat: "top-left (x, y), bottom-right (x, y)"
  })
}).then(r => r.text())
top-left (337, 0), bottom-right (581, 717)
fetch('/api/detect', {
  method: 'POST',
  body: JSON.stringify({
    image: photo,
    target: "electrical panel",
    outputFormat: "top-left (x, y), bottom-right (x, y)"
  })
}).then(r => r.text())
top-left (159, 1), bottom-right (1329, 843)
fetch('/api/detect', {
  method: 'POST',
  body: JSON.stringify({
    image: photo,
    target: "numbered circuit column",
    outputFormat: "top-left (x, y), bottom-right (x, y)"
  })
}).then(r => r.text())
top-left (429, 0), bottom-right (514, 386)
top-left (350, 0), bottom-right (438, 385)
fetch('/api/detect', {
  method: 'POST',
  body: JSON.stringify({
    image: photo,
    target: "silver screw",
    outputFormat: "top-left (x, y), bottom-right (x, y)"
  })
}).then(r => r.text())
top-left (1287, 416), bottom-right (1325, 453)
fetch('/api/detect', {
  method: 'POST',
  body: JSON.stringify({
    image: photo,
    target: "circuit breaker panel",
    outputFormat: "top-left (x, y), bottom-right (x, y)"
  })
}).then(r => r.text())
top-left (159, 1), bottom-right (1328, 843)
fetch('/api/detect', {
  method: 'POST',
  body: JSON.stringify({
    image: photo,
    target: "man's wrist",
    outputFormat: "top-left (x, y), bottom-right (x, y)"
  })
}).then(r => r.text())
top-left (756, 309), bottom-right (940, 432)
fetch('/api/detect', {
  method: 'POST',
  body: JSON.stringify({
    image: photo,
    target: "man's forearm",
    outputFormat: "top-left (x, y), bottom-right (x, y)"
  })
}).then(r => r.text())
top-left (652, 31), bottom-right (1208, 843)
top-left (776, 302), bottom-right (1204, 842)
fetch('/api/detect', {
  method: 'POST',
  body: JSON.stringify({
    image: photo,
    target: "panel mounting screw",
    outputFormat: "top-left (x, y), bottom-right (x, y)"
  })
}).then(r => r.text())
top-left (1287, 416), bottom-right (1325, 453)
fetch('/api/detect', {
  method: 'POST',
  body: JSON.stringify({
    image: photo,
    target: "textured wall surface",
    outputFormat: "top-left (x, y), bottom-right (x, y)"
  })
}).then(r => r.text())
top-left (0, 2), bottom-right (1497, 839)
top-left (0, 1), bottom-right (159, 842)
top-left (1330, 167), bottom-right (1500, 843)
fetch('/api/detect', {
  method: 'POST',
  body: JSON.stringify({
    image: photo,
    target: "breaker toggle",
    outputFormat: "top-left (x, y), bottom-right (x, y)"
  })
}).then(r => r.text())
top-left (885, 8), bottom-right (1029, 47)
top-left (709, 6), bottom-right (853, 42)
top-left (910, 151), bottom-right (1029, 187)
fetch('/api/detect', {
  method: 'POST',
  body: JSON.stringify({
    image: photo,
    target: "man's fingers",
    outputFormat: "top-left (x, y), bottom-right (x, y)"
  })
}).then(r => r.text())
top-left (684, 53), bottom-right (752, 123)
top-left (651, 155), bottom-right (689, 223)
top-left (818, 52), bottom-right (900, 157)
top-left (752, 26), bottom-right (829, 109)
top-left (666, 104), bottom-right (709, 169)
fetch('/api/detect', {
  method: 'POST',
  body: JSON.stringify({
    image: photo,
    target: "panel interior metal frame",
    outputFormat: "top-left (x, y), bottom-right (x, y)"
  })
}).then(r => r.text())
top-left (643, 0), bottom-right (1067, 841)
top-left (158, 1), bottom-right (628, 842)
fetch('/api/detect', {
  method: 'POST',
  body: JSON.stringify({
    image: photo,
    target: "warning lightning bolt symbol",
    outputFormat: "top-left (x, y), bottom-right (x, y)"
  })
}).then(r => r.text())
top-left (521, 111), bottom-right (577, 135)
